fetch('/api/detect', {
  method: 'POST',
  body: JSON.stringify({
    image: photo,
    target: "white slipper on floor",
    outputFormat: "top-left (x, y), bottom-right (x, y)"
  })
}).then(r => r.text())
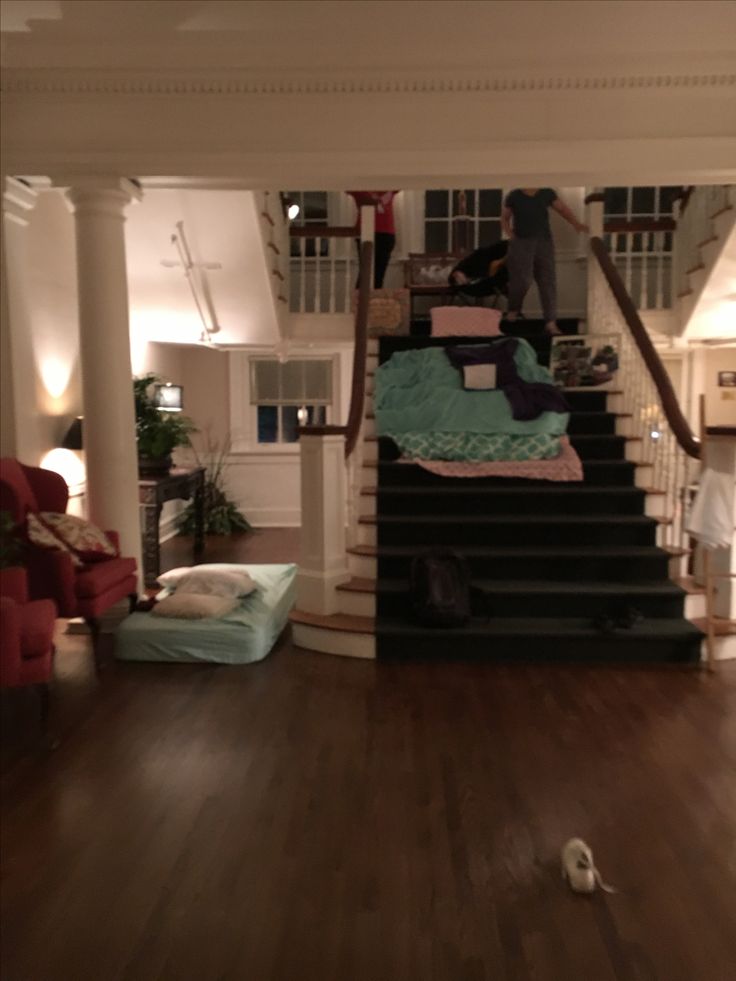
top-left (561, 838), bottom-right (617, 894)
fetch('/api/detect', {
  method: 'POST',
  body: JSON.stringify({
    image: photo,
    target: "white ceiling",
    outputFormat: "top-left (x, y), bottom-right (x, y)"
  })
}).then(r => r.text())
top-left (2, 0), bottom-right (735, 73)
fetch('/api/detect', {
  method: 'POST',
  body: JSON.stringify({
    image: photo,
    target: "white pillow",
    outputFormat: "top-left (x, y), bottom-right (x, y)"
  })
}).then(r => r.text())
top-left (156, 566), bottom-right (192, 589)
top-left (151, 593), bottom-right (239, 620)
top-left (463, 363), bottom-right (497, 390)
top-left (175, 567), bottom-right (256, 599)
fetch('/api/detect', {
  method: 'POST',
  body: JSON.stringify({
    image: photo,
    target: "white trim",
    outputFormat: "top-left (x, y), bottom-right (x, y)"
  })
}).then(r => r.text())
top-left (4, 68), bottom-right (734, 98)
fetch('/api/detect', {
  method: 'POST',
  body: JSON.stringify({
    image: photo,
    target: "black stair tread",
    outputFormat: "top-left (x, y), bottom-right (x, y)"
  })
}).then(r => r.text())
top-left (376, 617), bottom-right (703, 639)
top-left (372, 484), bottom-right (645, 496)
top-left (361, 544), bottom-right (670, 557)
top-left (375, 578), bottom-right (685, 596)
top-left (366, 513), bottom-right (657, 526)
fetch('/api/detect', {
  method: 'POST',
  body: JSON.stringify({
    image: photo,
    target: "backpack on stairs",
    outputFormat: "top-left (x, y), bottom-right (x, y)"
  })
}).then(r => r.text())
top-left (410, 550), bottom-right (471, 628)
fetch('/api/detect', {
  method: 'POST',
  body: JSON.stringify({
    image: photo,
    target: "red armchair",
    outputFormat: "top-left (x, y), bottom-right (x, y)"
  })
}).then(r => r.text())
top-left (0, 458), bottom-right (138, 664)
top-left (0, 566), bottom-right (56, 733)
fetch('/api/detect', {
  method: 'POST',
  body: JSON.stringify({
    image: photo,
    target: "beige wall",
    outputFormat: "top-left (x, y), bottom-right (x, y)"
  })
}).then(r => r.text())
top-left (704, 348), bottom-right (736, 428)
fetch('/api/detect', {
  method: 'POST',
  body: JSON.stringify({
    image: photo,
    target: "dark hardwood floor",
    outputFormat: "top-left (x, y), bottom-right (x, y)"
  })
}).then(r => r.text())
top-left (2, 530), bottom-right (735, 981)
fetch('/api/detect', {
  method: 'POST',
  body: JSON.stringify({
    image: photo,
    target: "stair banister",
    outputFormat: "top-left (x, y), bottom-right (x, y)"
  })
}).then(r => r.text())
top-left (587, 228), bottom-right (701, 558)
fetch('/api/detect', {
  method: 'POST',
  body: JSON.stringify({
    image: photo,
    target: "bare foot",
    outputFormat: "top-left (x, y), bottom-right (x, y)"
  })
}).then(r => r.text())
top-left (545, 321), bottom-right (561, 336)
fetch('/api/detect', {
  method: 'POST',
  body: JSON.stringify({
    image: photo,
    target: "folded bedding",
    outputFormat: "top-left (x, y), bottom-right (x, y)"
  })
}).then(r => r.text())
top-left (375, 338), bottom-right (569, 462)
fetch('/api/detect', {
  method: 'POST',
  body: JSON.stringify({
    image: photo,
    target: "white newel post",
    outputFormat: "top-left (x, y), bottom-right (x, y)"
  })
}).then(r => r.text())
top-left (1, 178), bottom-right (40, 459)
top-left (65, 178), bottom-right (143, 588)
top-left (360, 205), bottom-right (375, 286)
top-left (297, 432), bottom-right (350, 615)
top-left (585, 189), bottom-right (605, 326)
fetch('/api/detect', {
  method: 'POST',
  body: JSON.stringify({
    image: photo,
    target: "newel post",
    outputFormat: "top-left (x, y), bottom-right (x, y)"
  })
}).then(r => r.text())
top-left (585, 189), bottom-right (605, 324)
top-left (296, 429), bottom-right (350, 615)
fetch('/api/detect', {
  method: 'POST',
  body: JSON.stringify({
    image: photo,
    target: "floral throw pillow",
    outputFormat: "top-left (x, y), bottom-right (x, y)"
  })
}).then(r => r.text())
top-left (39, 512), bottom-right (118, 564)
top-left (26, 513), bottom-right (84, 568)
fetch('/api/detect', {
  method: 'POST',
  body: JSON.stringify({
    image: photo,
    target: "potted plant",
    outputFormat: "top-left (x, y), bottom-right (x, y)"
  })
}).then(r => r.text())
top-left (134, 373), bottom-right (197, 475)
top-left (178, 433), bottom-right (251, 536)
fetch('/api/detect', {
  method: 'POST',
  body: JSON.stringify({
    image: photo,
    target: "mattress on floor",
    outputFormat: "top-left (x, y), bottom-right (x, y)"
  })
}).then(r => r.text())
top-left (115, 563), bottom-right (297, 665)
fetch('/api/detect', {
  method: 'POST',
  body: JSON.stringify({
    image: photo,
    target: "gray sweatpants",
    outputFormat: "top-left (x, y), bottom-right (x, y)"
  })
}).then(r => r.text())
top-left (507, 236), bottom-right (557, 323)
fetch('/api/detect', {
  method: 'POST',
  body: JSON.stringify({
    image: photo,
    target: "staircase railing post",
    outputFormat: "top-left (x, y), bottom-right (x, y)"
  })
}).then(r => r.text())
top-left (585, 190), bottom-right (605, 329)
top-left (296, 430), bottom-right (350, 615)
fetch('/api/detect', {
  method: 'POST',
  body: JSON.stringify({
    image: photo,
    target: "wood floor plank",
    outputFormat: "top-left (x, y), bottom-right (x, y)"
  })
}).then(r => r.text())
top-left (2, 530), bottom-right (735, 981)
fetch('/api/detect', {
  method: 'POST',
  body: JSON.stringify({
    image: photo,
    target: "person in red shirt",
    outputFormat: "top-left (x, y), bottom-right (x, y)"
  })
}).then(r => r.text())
top-left (348, 190), bottom-right (400, 288)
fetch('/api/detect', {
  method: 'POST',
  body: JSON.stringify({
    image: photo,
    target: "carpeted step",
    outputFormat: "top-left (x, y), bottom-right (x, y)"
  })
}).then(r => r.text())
top-left (562, 389), bottom-right (612, 412)
top-left (374, 484), bottom-right (648, 516)
top-left (566, 411), bottom-right (617, 435)
top-left (375, 616), bottom-right (703, 663)
top-left (407, 317), bottom-right (581, 339)
top-left (374, 578), bottom-right (687, 620)
top-left (373, 544), bottom-right (671, 581)
top-left (379, 332), bottom-right (552, 365)
top-left (374, 459), bottom-right (639, 487)
top-left (371, 513), bottom-right (658, 548)
top-left (569, 434), bottom-right (629, 460)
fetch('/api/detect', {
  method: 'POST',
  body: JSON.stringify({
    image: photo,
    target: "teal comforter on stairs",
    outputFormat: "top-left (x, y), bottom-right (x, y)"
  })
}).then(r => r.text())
top-left (375, 339), bottom-right (569, 462)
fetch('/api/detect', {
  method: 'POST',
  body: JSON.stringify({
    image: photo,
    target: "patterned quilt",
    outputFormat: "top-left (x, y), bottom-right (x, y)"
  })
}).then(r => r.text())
top-left (386, 431), bottom-right (560, 462)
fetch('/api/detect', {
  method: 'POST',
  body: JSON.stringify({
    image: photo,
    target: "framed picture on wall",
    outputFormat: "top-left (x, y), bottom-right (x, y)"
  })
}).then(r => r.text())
top-left (718, 371), bottom-right (736, 387)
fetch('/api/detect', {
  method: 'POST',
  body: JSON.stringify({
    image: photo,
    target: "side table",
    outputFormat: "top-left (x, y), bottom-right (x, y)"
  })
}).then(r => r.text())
top-left (138, 466), bottom-right (205, 588)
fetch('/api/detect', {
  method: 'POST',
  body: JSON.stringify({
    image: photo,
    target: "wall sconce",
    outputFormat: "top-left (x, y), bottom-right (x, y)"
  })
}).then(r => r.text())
top-left (297, 406), bottom-right (309, 426)
top-left (61, 416), bottom-right (84, 450)
top-left (154, 383), bottom-right (183, 412)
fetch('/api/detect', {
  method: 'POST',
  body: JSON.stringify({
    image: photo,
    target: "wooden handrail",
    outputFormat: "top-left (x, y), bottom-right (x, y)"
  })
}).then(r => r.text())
top-left (590, 237), bottom-right (700, 459)
top-left (289, 225), bottom-right (356, 238)
top-left (298, 240), bottom-right (374, 459)
top-left (344, 240), bottom-right (373, 458)
top-left (604, 218), bottom-right (675, 233)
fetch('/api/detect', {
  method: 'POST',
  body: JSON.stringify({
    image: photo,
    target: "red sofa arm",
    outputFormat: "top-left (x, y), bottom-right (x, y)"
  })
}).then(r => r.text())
top-left (0, 566), bottom-right (29, 605)
top-left (105, 530), bottom-right (121, 554)
top-left (0, 596), bottom-right (22, 687)
top-left (25, 546), bottom-right (78, 618)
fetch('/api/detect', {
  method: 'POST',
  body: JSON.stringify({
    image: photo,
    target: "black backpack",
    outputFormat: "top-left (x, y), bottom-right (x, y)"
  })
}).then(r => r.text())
top-left (410, 550), bottom-right (471, 628)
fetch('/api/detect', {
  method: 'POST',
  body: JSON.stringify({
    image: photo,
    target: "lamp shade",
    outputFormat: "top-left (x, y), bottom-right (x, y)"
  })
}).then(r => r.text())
top-left (154, 384), bottom-right (183, 411)
top-left (61, 416), bottom-right (83, 450)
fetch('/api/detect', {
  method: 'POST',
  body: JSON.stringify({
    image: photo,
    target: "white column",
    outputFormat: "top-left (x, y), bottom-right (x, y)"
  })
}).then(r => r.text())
top-left (360, 204), bottom-right (375, 288)
top-left (65, 178), bottom-right (143, 584)
top-left (296, 432), bottom-right (349, 615)
top-left (585, 188), bottom-right (605, 328)
top-left (1, 178), bottom-right (40, 459)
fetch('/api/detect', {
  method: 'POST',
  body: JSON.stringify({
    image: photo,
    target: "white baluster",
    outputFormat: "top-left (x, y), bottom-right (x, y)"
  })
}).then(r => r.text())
top-left (299, 235), bottom-right (306, 314)
top-left (315, 237), bottom-right (322, 313)
top-left (329, 238), bottom-right (336, 314)
top-left (343, 236), bottom-right (352, 315)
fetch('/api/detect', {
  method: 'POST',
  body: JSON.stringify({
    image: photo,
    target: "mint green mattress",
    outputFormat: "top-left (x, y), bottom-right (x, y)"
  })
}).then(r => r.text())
top-left (115, 563), bottom-right (296, 665)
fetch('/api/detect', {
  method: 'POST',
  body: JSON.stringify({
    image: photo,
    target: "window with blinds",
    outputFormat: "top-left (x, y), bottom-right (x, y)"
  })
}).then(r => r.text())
top-left (249, 359), bottom-right (332, 444)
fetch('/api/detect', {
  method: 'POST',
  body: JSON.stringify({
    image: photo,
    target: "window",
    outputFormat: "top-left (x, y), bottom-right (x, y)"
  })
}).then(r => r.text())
top-left (604, 186), bottom-right (681, 254)
top-left (286, 190), bottom-right (329, 257)
top-left (250, 358), bottom-right (332, 444)
top-left (424, 189), bottom-right (503, 253)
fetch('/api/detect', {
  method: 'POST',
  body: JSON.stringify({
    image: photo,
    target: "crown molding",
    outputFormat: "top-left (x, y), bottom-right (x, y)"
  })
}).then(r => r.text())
top-left (2, 68), bottom-right (735, 98)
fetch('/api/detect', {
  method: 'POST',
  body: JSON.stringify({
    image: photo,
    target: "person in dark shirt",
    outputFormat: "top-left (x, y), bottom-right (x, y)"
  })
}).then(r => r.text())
top-left (502, 188), bottom-right (588, 335)
top-left (448, 240), bottom-right (509, 300)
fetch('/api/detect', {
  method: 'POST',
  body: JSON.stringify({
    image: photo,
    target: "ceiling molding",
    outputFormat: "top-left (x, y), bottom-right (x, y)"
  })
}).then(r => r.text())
top-left (2, 68), bottom-right (735, 98)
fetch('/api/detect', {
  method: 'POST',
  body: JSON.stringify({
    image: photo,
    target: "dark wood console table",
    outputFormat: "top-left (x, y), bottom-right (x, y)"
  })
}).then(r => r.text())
top-left (138, 466), bottom-right (205, 588)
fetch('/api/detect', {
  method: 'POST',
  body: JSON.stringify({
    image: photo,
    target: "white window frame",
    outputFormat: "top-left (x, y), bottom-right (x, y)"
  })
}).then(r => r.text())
top-left (423, 188), bottom-right (504, 253)
top-left (229, 349), bottom-right (341, 455)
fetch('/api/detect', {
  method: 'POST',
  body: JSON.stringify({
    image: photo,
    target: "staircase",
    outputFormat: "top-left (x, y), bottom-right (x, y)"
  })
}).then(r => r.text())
top-left (340, 317), bottom-right (704, 664)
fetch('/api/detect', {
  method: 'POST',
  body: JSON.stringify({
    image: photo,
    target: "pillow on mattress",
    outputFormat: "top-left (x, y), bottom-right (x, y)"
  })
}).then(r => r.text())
top-left (151, 593), bottom-right (239, 620)
top-left (157, 566), bottom-right (256, 598)
top-left (430, 306), bottom-right (502, 337)
top-left (176, 568), bottom-right (256, 599)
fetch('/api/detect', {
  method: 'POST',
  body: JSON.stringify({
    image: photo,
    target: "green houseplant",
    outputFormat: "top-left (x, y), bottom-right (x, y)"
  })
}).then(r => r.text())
top-left (178, 433), bottom-right (251, 536)
top-left (134, 373), bottom-right (197, 475)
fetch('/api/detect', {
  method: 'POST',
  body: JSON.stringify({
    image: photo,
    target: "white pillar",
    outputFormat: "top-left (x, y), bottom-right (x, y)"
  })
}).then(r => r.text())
top-left (585, 188), bottom-right (605, 327)
top-left (360, 204), bottom-right (375, 288)
top-left (65, 178), bottom-right (143, 585)
top-left (1, 178), bottom-right (40, 460)
top-left (296, 432), bottom-right (350, 615)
